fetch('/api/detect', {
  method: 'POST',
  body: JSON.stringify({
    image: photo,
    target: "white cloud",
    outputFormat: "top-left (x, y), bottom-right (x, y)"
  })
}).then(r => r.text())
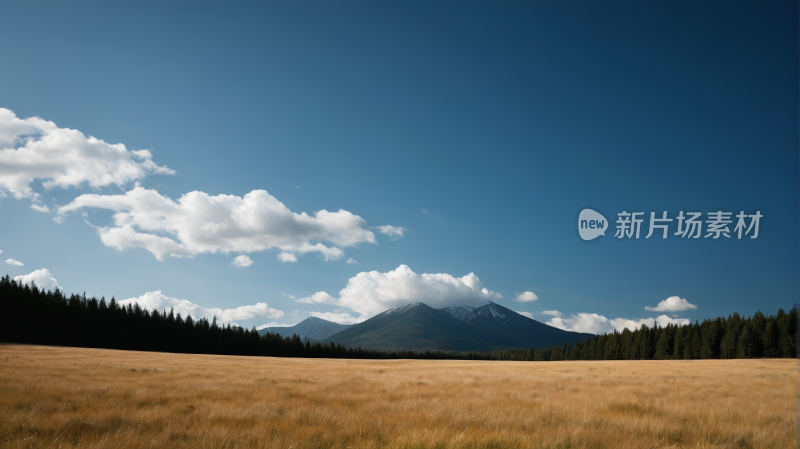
top-left (547, 312), bottom-right (691, 334)
top-left (657, 316), bottom-right (689, 327)
top-left (609, 315), bottom-right (691, 332)
top-left (547, 313), bottom-right (610, 334)
top-left (296, 243), bottom-right (344, 261)
top-left (308, 311), bottom-right (363, 325)
top-left (14, 268), bottom-right (60, 291)
top-left (516, 311), bottom-right (534, 319)
top-left (422, 209), bottom-right (430, 216)
top-left (282, 292), bottom-right (296, 299)
top-left (5, 258), bottom-right (23, 266)
top-left (347, 257), bottom-right (358, 264)
top-left (58, 185), bottom-right (385, 261)
top-left (375, 225), bottom-right (406, 239)
top-left (120, 291), bottom-right (283, 324)
top-left (278, 252), bottom-right (298, 263)
top-left (231, 255), bottom-right (253, 267)
top-left (297, 264), bottom-right (502, 320)
top-left (257, 322), bottom-right (295, 330)
top-left (514, 291), bottom-right (538, 302)
top-left (0, 108), bottom-right (173, 200)
top-left (644, 296), bottom-right (698, 312)
top-left (0, 249), bottom-right (3, 253)
top-left (540, 310), bottom-right (562, 317)
top-left (30, 204), bottom-right (49, 213)
top-left (297, 291), bottom-right (336, 305)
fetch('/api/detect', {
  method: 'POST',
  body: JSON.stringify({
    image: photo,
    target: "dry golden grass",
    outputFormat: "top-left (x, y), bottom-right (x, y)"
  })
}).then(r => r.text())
top-left (0, 344), bottom-right (795, 448)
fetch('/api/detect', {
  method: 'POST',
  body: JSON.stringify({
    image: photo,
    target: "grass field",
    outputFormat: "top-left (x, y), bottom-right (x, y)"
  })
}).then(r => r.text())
top-left (0, 344), bottom-right (795, 448)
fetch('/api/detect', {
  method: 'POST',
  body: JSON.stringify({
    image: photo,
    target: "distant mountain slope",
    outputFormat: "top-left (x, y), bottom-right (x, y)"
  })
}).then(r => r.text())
top-left (258, 317), bottom-right (351, 340)
top-left (322, 302), bottom-right (531, 351)
top-left (441, 302), bottom-right (593, 347)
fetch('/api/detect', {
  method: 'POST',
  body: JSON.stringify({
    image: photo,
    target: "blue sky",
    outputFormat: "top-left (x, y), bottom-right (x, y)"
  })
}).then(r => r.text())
top-left (0, 1), bottom-right (797, 334)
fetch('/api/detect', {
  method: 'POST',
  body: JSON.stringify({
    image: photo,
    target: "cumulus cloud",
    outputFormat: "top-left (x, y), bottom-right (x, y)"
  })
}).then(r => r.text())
top-left (609, 315), bottom-right (691, 332)
top-left (14, 268), bottom-right (60, 291)
top-left (516, 311), bottom-right (534, 319)
top-left (0, 108), bottom-right (173, 200)
top-left (120, 291), bottom-right (283, 324)
top-left (308, 311), bottom-right (363, 325)
top-left (30, 204), bottom-right (49, 213)
top-left (547, 313), bottom-right (610, 334)
top-left (347, 257), bottom-right (357, 264)
top-left (296, 243), bottom-right (344, 261)
top-left (231, 255), bottom-right (253, 267)
top-left (5, 258), bottom-right (23, 266)
top-left (297, 264), bottom-right (502, 320)
top-left (514, 291), bottom-right (538, 302)
top-left (257, 322), bottom-right (295, 330)
top-left (58, 185), bottom-right (385, 261)
top-left (540, 310), bottom-right (562, 317)
top-left (297, 291), bottom-right (337, 305)
top-left (375, 225), bottom-right (406, 239)
top-left (546, 312), bottom-right (691, 334)
top-left (278, 252), bottom-right (298, 263)
top-left (645, 296), bottom-right (698, 312)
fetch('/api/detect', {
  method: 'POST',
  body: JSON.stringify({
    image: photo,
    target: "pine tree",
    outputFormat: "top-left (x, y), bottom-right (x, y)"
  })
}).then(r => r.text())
top-left (691, 327), bottom-right (702, 359)
top-left (776, 308), bottom-right (796, 358)
top-left (683, 334), bottom-right (692, 359)
top-left (654, 330), bottom-right (669, 359)
top-left (763, 321), bottom-right (778, 358)
top-left (738, 325), bottom-right (753, 358)
top-left (673, 327), bottom-right (684, 359)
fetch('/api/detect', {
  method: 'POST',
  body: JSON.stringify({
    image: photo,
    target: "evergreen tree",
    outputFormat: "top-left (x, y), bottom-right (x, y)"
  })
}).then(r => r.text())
top-left (738, 325), bottom-right (753, 358)
top-left (673, 327), bottom-right (684, 359)
top-left (762, 321), bottom-right (778, 358)
top-left (690, 327), bottom-right (702, 359)
top-left (654, 330), bottom-right (669, 359)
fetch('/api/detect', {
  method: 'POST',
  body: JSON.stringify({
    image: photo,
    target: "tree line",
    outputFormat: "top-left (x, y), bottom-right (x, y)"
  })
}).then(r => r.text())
top-left (0, 275), bottom-right (796, 361)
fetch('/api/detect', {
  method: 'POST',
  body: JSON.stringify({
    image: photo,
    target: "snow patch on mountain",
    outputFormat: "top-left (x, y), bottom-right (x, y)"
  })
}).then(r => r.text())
top-left (384, 302), bottom-right (422, 316)
top-left (441, 302), bottom-right (512, 324)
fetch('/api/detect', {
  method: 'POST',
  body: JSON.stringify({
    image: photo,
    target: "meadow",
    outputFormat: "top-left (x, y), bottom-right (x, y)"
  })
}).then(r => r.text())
top-left (0, 344), bottom-right (795, 448)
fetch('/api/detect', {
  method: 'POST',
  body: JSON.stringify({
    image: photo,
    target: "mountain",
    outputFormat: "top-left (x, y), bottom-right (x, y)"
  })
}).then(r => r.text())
top-left (258, 317), bottom-right (351, 340)
top-left (321, 302), bottom-right (532, 351)
top-left (441, 302), bottom-right (593, 347)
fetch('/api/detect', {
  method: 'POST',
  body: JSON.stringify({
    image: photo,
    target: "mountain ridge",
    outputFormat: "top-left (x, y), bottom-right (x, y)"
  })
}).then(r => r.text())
top-left (321, 302), bottom-right (533, 351)
top-left (258, 316), bottom-right (351, 340)
top-left (441, 302), bottom-right (593, 347)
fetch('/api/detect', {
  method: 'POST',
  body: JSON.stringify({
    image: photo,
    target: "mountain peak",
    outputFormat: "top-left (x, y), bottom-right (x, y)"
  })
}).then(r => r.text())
top-left (441, 302), bottom-right (592, 348)
top-left (440, 302), bottom-right (512, 324)
top-left (323, 301), bottom-right (530, 351)
top-left (258, 316), bottom-right (351, 340)
top-left (384, 302), bottom-right (424, 315)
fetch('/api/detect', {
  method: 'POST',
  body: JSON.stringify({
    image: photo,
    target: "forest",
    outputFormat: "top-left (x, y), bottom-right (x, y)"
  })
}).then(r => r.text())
top-left (0, 275), bottom-right (796, 361)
